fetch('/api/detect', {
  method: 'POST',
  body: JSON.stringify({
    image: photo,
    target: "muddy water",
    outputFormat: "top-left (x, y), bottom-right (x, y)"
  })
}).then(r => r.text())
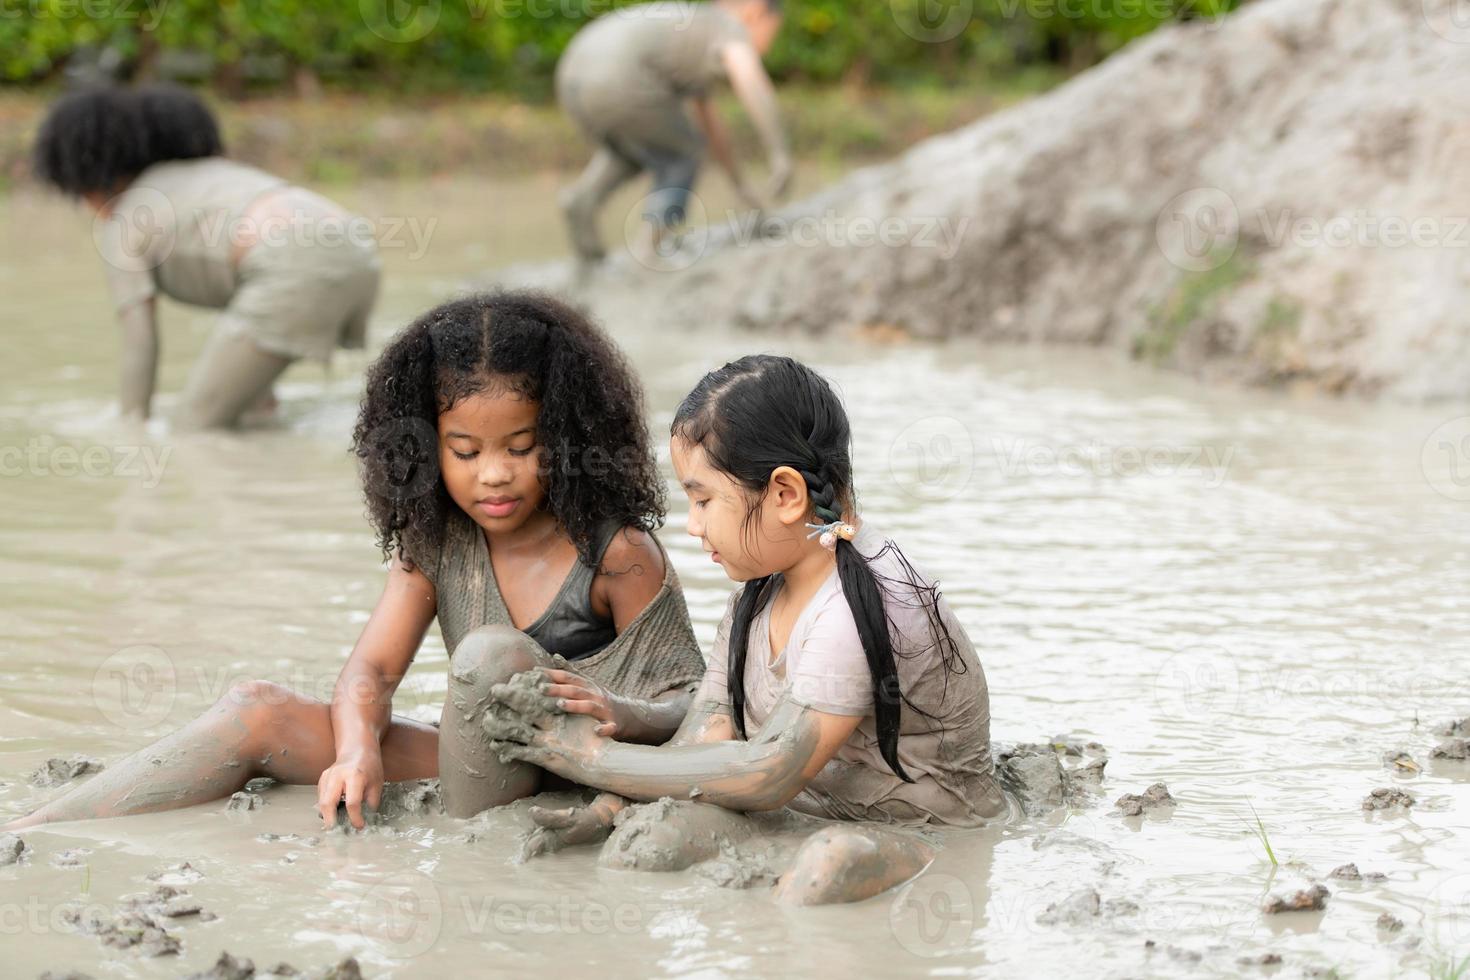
top-left (2, 173), bottom-right (1469, 978)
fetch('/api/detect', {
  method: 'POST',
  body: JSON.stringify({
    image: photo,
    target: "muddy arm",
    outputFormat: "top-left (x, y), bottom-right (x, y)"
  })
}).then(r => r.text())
top-left (116, 298), bottom-right (158, 419)
top-left (692, 96), bottom-right (755, 205)
top-left (491, 692), bottom-right (861, 812)
top-left (720, 42), bottom-right (791, 198)
top-left (329, 559), bottom-right (437, 759)
top-left (609, 687), bottom-right (693, 744)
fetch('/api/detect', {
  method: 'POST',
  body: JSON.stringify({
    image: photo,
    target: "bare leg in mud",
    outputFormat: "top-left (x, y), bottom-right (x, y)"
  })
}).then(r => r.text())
top-left (2, 625), bottom-right (572, 831)
top-left (598, 798), bottom-right (756, 871)
top-left (0, 680), bottom-right (438, 831)
top-left (772, 825), bottom-right (935, 907)
top-left (596, 798), bottom-right (934, 906)
top-left (438, 625), bottom-right (582, 817)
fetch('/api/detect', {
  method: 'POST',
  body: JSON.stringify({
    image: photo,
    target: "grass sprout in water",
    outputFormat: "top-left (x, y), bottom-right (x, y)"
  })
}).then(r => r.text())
top-left (1242, 799), bottom-right (1279, 867)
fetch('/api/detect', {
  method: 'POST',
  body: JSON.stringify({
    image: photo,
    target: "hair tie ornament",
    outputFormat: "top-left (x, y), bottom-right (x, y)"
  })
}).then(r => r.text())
top-left (805, 519), bottom-right (856, 551)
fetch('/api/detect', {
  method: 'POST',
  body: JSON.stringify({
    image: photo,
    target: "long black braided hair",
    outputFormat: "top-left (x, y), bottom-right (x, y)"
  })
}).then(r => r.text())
top-left (672, 355), bottom-right (961, 782)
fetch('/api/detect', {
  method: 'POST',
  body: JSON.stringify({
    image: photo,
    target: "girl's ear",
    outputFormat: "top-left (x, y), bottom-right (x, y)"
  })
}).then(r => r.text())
top-left (766, 465), bottom-right (810, 527)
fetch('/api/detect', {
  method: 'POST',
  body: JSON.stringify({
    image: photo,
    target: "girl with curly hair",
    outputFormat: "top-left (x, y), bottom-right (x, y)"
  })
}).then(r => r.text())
top-left (33, 84), bottom-right (380, 429)
top-left (3, 292), bottom-right (706, 832)
top-left (484, 355), bottom-right (1006, 904)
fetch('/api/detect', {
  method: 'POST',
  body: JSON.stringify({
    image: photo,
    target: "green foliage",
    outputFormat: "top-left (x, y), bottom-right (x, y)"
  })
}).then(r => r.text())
top-left (1135, 250), bottom-right (1252, 364)
top-left (0, 0), bottom-right (1245, 93)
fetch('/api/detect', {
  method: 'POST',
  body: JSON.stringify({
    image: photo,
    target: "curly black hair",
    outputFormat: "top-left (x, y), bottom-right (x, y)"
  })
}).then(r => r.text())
top-left (352, 290), bottom-right (666, 572)
top-left (32, 84), bottom-right (223, 197)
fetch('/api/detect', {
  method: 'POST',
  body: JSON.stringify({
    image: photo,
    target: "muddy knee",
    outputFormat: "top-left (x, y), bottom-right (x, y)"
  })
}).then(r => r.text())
top-left (448, 626), bottom-right (550, 700)
top-left (775, 828), bottom-right (934, 907)
top-left (599, 800), bottom-right (755, 872)
top-left (212, 679), bottom-right (307, 763)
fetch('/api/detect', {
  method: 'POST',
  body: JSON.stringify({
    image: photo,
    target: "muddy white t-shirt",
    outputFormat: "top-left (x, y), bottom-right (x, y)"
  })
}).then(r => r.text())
top-left (696, 523), bottom-right (1004, 827)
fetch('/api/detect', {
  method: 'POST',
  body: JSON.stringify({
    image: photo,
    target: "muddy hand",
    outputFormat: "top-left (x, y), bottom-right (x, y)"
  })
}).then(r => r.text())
top-left (316, 749), bottom-right (384, 831)
top-left (485, 709), bottom-right (608, 783)
top-left (517, 801), bottom-right (615, 861)
top-left (488, 668), bottom-right (560, 719)
top-left (539, 667), bottom-right (626, 737)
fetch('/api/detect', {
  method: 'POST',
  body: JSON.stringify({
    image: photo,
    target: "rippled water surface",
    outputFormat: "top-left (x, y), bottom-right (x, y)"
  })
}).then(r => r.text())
top-left (2, 178), bottom-right (1468, 978)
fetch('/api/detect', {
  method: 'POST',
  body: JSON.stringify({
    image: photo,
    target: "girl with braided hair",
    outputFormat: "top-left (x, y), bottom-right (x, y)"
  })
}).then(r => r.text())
top-left (486, 354), bottom-right (1005, 905)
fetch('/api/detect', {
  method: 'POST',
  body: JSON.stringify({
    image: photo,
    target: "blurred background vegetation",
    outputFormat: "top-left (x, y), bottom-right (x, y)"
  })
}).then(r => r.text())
top-left (0, 0), bottom-right (1243, 186)
top-left (0, 0), bottom-right (1242, 93)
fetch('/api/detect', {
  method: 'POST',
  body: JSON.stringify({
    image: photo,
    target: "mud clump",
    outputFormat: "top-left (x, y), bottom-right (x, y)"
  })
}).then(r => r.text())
top-left (226, 791), bottom-right (265, 812)
top-left (184, 950), bottom-right (364, 980)
top-left (257, 832), bottom-right (320, 847)
top-left (1037, 888), bottom-right (1139, 926)
top-left (58, 882), bottom-right (218, 959)
top-left (52, 847), bottom-right (93, 867)
top-left (375, 778), bottom-right (443, 819)
top-left (0, 832), bottom-right (29, 865)
top-left (1039, 888), bottom-right (1100, 926)
top-left (1115, 783), bottom-right (1176, 817)
top-left (1328, 863), bottom-right (1386, 882)
top-left (1143, 939), bottom-right (1202, 964)
top-left (186, 952), bottom-right (256, 980)
top-left (1263, 884), bottom-right (1329, 914)
top-left (599, 798), bottom-right (755, 872)
top-left (148, 860), bottom-right (203, 884)
top-left (695, 839), bottom-right (783, 890)
top-left (993, 738), bottom-right (1108, 815)
top-left (1362, 787), bottom-right (1415, 811)
top-left (1376, 913), bottom-right (1405, 932)
top-left (1430, 738), bottom-right (1469, 761)
top-left (1381, 749), bottom-right (1420, 773)
top-left (485, 670), bottom-right (553, 731)
top-left (29, 755), bottom-right (105, 787)
top-left (1237, 953), bottom-right (1285, 967)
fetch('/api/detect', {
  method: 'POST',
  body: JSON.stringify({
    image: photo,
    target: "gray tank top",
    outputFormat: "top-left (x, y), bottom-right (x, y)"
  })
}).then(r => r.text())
top-left (522, 522), bottom-right (622, 661)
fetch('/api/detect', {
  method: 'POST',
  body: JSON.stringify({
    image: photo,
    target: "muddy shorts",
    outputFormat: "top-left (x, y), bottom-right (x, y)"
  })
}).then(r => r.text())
top-left (217, 216), bottom-right (381, 363)
top-left (563, 78), bottom-right (705, 228)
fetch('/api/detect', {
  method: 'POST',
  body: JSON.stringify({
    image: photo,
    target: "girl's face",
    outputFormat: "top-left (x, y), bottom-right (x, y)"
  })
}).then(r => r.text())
top-left (671, 436), bottom-right (807, 582)
top-left (438, 385), bottom-right (548, 536)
